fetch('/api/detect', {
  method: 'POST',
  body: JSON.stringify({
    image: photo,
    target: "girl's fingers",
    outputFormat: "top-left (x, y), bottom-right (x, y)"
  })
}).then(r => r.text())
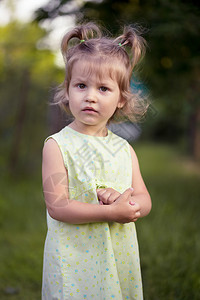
top-left (97, 188), bottom-right (121, 205)
top-left (97, 189), bottom-right (109, 204)
top-left (97, 189), bottom-right (107, 196)
top-left (118, 188), bottom-right (134, 202)
top-left (107, 192), bottom-right (120, 204)
top-left (101, 192), bottom-right (111, 204)
top-left (135, 211), bottom-right (141, 217)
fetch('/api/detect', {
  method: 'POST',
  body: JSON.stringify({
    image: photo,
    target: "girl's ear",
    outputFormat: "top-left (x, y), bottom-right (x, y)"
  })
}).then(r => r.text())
top-left (65, 90), bottom-right (69, 99)
top-left (117, 97), bottom-right (126, 109)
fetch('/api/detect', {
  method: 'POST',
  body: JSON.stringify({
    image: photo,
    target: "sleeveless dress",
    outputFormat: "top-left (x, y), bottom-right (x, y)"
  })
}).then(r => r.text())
top-left (42, 126), bottom-right (143, 300)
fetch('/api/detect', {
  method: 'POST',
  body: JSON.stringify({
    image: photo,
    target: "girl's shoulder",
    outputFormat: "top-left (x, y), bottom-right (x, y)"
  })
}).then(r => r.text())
top-left (44, 126), bottom-right (70, 144)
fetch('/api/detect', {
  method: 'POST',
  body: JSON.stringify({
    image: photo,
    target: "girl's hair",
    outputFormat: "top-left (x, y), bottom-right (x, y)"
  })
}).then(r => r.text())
top-left (54, 22), bottom-right (148, 123)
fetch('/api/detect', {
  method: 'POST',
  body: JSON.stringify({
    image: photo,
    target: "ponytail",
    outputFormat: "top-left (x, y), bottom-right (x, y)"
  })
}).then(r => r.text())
top-left (115, 25), bottom-right (147, 69)
top-left (61, 22), bottom-right (102, 60)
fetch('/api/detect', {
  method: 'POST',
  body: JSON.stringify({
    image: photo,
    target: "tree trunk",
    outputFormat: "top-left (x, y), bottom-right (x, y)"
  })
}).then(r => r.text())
top-left (193, 107), bottom-right (200, 161)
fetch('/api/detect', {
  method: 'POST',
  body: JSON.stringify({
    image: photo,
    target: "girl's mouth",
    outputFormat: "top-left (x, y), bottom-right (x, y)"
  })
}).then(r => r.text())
top-left (82, 107), bottom-right (98, 113)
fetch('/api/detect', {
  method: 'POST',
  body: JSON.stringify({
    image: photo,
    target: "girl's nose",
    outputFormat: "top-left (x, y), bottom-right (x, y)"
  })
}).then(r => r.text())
top-left (85, 88), bottom-right (97, 103)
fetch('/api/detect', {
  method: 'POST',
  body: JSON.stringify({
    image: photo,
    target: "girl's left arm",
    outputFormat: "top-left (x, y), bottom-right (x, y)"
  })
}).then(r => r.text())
top-left (129, 145), bottom-right (152, 218)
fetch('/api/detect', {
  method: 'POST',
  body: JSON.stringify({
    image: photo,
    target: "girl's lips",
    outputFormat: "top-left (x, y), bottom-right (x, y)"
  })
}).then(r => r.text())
top-left (82, 107), bottom-right (98, 113)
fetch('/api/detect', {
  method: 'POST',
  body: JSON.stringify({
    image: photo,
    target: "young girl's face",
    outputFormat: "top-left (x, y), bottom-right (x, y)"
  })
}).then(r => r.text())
top-left (66, 60), bottom-right (124, 135)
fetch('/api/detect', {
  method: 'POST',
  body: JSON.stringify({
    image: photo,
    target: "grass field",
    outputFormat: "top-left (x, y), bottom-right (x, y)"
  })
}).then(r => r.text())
top-left (135, 143), bottom-right (200, 300)
top-left (0, 143), bottom-right (200, 300)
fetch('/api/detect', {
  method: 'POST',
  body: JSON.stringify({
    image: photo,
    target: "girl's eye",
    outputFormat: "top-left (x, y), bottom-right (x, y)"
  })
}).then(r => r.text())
top-left (99, 86), bottom-right (108, 92)
top-left (78, 83), bottom-right (86, 89)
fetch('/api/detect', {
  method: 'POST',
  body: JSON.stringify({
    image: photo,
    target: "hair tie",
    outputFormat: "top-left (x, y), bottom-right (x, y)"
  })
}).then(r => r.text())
top-left (80, 39), bottom-right (85, 43)
top-left (118, 42), bottom-right (122, 47)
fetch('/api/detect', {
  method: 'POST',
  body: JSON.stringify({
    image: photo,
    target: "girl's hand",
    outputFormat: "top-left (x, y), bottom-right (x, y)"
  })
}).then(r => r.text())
top-left (109, 188), bottom-right (141, 223)
top-left (96, 188), bottom-right (121, 205)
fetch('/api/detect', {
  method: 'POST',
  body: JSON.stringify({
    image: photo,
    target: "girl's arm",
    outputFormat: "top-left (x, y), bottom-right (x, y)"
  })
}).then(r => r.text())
top-left (42, 138), bottom-right (138, 224)
top-left (129, 145), bottom-right (152, 218)
top-left (96, 145), bottom-right (151, 220)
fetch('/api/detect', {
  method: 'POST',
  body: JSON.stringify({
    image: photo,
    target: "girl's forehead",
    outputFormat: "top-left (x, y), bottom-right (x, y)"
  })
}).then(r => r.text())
top-left (71, 58), bottom-right (119, 82)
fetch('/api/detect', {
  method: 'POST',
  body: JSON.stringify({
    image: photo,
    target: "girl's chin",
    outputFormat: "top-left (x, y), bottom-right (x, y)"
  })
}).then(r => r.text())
top-left (71, 120), bottom-right (108, 136)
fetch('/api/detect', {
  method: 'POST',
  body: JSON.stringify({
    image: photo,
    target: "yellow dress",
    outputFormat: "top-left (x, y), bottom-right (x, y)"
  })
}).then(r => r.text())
top-left (42, 126), bottom-right (143, 300)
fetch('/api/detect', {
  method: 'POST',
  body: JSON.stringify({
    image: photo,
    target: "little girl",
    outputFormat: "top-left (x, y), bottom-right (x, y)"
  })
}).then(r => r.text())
top-left (42, 22), bottom-right (151, 300)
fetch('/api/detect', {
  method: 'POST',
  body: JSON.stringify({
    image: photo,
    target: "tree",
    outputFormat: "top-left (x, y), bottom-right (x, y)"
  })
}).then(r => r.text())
top-left (0, 21), bottom-right (62, 174)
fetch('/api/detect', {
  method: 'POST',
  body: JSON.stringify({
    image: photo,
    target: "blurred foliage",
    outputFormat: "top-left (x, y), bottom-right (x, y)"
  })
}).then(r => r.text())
top-left (0, 21), bottom-right (63, 174)
top-left (1, 0), bottom-right (200, 177)
top-left (34, 0), bottom-right (200, 159)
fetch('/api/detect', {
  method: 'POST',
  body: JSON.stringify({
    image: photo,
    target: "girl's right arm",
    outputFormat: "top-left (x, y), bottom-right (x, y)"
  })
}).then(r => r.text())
top-left (42, 138), bottom-right (139, 224)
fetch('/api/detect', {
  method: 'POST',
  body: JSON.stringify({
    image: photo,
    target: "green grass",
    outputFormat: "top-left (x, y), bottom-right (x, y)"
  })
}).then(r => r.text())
top-left (0, 175), bottom-right (46, 299)
top-left (0, 143), bottom-right (200, 299)
top-left (134, 143), bottom-right (200, 300)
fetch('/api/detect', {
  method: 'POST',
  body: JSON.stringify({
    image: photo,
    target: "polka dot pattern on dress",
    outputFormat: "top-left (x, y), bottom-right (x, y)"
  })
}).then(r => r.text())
top-left (42, 126), bottom-right (143, 299)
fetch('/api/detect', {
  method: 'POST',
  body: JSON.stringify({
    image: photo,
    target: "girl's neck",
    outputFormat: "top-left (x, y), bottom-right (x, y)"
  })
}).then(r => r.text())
top-left (68, 121), bottom-right (108, 137)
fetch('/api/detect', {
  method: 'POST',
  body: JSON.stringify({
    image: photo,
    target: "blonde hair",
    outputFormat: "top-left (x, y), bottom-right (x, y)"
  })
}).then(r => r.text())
top-left (54, 22), bottom-right (148, 123)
